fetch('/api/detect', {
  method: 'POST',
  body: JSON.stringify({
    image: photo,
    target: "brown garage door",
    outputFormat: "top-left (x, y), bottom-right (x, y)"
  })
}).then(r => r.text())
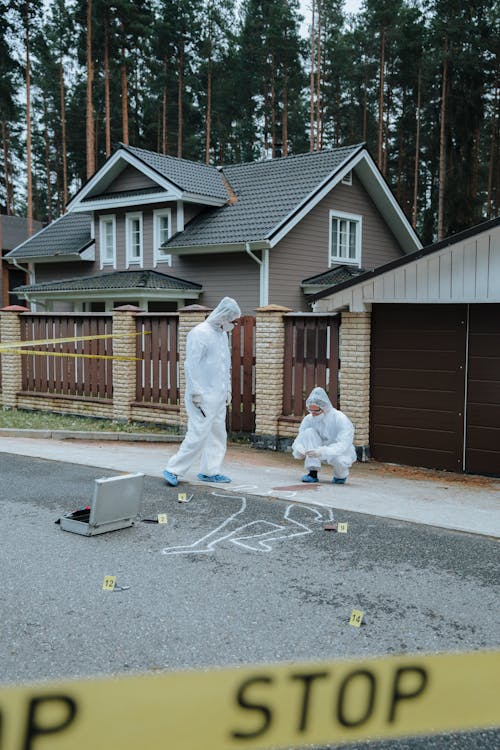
top-left (466, 305), bottom-right (500, 475)
top-left (370, 304), bottom-right (467, 472)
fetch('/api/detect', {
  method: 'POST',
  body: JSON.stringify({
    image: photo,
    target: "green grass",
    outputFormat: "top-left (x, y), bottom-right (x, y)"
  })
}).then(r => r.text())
top-left (0, 408), bottom-right (171, 434)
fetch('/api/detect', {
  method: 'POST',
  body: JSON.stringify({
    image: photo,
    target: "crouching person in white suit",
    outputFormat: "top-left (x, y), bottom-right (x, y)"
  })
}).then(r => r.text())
top-left (292, 387), bottom-right (357, 484)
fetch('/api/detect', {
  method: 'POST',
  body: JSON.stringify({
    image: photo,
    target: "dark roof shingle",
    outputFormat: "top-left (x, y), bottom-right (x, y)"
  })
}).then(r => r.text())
top-left (5, 213), bottom-right (92, 259)
top-left (14, 269), bottom-right (202, 293)
top-left (165, 144), bottom-right (364, 249)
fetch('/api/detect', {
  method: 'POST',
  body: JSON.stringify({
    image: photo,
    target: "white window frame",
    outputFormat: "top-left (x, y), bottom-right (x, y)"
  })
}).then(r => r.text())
top-left (126, 211), bottom-right (143, 267)
top-left (329, 210), bottom-right (362, 266)
top-left (341, 171), bottom-right (352, 185)
top-left (153, 208), bottom-right (172, 266)
top-left (99, 214), bottom-right (116, 268)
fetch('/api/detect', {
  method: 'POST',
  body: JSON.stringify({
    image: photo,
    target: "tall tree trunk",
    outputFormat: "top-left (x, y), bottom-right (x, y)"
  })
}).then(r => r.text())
top-left (309, 0), bottom-right (315, 151)
top-left (2, 118), bottom-right (12, 215)
top-left (42, 95), bottom-right (53, 220)
top-left (438, 34), bottom-right (448, 241)
top-left (412, 66), bottom-right (422, 229)
top-left (363, 68), bottom-right (368, 141)
top-left (205, 38), bottom-right (212, 165)
top-left (162, 57), bottom-right (168, 154)
top-left (282, 68), bottom-right (288, 156)
top-left (316, 0), bottom-right (322, 149)
top-left (86, 0), bottom-right (95, 178)
top-left (104, 11), bottom-right (111, 157)
top-left (59, 57), bottom-right (68, 206)
top-left (177, 37), bottom-right (184, 158)
top-left (271, 59), bottom-right (276, 156)
top-left (25, 1), bottom-right (33, 234)
top-left (487, 71), bottom-right (499, 218)
top-left (121, 53), bottom-right (129, 145)
top-left (378, 25), bottom-right (385, 170)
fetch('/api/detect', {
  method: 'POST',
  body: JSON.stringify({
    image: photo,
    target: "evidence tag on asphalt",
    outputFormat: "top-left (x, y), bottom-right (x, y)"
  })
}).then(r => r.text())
top-left (1, 651), bottom-right (499, 750)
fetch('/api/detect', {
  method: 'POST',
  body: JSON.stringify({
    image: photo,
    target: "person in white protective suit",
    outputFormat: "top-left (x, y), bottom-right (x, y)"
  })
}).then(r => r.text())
top-left (291, 386), bottom-right (357, 484)
top-left (163, 297), bottom-right (241, 486)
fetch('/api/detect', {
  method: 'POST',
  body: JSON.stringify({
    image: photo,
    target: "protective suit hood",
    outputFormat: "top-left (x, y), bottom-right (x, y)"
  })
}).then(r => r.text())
top-left (306, 386), bottom-right (334, 414)
top-left (207, 297), bottom-right (241, 331)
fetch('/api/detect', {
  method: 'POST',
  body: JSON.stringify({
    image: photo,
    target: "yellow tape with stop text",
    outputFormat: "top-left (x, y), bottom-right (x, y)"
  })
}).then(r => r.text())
top-left (0, 650), bottom-right (499, 750)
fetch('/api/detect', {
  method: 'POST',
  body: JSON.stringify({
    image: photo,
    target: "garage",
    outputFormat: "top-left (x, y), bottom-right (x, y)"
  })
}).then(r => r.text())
top-left (312, 216), bottom-right (500, 477)
top-left (371, 302), bottom-right (500, 475)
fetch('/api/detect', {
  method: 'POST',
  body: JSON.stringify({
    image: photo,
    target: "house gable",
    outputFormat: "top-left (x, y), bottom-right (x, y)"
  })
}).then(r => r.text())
top-left (313, 217), bottom-right (500, 313)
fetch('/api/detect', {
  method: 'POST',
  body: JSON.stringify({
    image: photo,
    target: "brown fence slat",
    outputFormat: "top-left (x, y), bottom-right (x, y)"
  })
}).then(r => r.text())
top-left (230, 316), bottom-right (255, 434)
top-left (282, 315), bottom-right (340, 417)
top-left (135, 314), bottom-right (179, 406)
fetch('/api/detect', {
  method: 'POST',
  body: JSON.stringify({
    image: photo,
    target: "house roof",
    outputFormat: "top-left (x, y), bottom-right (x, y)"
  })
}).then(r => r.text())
top-left (5, 212), bottom-right (92, 260)
top-left (301, 265), bottom-right (367, 289)
top-left (0, 215), bottom-right (44, 251)
top-left (310, 215), bottom-right (500, 311)
top-left (13, 269), bottom-right (202, 294)
top-left (115, 144), bottom-right (229, 201)
top-left (165, 145), bottom-right (365, 250)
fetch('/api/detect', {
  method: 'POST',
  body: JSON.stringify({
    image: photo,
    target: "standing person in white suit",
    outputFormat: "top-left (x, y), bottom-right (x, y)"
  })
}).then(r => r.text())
top-left (292, 386), bottom-right (357, 484)
top-left (163, 297), bottom-right (241, 487)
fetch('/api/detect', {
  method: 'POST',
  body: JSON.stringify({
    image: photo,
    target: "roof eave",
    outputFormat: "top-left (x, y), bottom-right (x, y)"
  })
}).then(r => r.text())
top-left (166, 240), bottom-right (270, 255)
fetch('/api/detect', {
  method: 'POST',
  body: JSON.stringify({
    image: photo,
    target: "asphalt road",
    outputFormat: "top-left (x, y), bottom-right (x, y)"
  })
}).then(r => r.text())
top-left (1, 453), bottom-right (498, 749)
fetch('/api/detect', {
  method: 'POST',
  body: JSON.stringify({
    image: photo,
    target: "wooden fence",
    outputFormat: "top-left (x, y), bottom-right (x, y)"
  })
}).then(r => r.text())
top-left (282, 314), bottom-right (340, 416)
top-left (2, 310), bottom-right (339, 436)
top-left (134, 314), bottom-right (179, 407)
top-left (20, 313), bottom-right (113, 399)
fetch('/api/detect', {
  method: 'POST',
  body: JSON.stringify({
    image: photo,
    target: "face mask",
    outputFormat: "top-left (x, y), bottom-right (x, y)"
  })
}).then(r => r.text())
top-left (222, 321), bottom-right (235, 332)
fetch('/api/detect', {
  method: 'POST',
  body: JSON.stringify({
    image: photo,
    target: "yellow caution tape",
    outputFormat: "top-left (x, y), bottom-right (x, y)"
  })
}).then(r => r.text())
top-left (0, 650), bottom-right (499, 750)
top-left (0, 330), bottom-right (150, 351)
top-left (0, 348), bottom-right (141, 361)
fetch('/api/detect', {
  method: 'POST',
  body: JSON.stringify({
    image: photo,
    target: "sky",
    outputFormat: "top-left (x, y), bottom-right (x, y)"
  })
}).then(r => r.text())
top-left (298, 0), bottom-right (364, 36)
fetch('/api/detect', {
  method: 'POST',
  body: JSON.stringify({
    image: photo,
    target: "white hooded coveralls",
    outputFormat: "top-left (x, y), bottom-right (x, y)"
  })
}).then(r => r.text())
top-left (292, 387), bottom-right (357, 480)
top-left (165, 297), bottom-right (241, 478)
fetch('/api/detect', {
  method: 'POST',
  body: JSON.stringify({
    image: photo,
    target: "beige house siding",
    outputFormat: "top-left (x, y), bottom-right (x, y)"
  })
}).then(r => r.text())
top-left (106, 165), bottom-right (159, 192)
top-left (268, 174), bottom-right (405, 311)
top-left (174, 253), bottom-right (260, 312)
top-left (35, 262), bottom-right (98, 284)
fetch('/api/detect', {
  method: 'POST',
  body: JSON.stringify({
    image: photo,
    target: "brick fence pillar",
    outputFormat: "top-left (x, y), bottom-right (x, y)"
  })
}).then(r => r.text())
top-left (252, 304), bottom-right (292, 449)
top-left (112, 305), bottom-right (142, 422)
top-left (177, 305), bottom-right (212, 428)
top-left (339, 311), bottom-right (371, 460)
top-left (0, 305), bottom-right (29, 409)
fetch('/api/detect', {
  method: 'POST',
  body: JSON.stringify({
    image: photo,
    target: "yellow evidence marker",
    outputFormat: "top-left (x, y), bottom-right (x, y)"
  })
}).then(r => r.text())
top-left (157, 514), bottom-right (168, 524)
top-left (349, 609), bottom-right (364, 627)
top-left (102, 576), bottom-right (116, 591)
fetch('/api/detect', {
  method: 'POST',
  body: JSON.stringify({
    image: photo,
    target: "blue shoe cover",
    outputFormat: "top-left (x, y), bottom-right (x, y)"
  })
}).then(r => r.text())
top-left (332, 476), bottom-right (347, 484)
top-left (301, 474), bottom-right (319, 483)
top-left (163, 469), bottom-right (178, 487)
top-left (197, 473), bottom-right (231, 483)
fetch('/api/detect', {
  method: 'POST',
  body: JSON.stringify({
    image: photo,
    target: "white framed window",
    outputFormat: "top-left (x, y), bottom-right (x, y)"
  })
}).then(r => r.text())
top-left (329, 210), bottom-right (362, 265)
top-left (153, 208), bottom-right (172, 266)
top-left (126, 212), bottom-right (143, 266)
top-left (99, 215), bottom-right (116, 267)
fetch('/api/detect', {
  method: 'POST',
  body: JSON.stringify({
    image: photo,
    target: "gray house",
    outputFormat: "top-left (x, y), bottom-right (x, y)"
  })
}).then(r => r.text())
top-left (7, 143), bottom-right (421, 313)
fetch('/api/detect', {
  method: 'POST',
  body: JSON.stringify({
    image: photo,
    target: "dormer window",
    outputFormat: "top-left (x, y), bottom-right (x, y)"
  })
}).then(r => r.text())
top-left (329, 210), bottom-right (361, 266)
top-left (99, 215), bottom-right (116, 267)
top-left (126, 212), bottom-right (143, 266)
top-left (153, 208), bottom-right (172, 266)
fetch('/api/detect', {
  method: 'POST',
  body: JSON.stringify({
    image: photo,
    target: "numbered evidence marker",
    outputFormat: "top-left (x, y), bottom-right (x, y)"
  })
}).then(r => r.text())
top-left (337, 522), bottom-right (348, 533)
top-left (102, 575), bottom-right (116, 591)
top-left (157, 513), bottom-right (168, 524)
top-left (349, 609), bottom-right (364, 627)
top-left (177, 493), bottom-right (187, 503)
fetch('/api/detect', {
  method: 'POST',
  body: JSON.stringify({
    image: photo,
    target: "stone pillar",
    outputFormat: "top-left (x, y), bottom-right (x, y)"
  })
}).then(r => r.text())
top-left (112, 305), bottom-right (142, 422)
top-left (0, 305), bottom-right (29, 409)
top-left (339, 311), bottom-right (371, 460)
top-left (177, 305), bottom-right (211, 428)
top-left (252, 304), bottom-right (291, 449)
